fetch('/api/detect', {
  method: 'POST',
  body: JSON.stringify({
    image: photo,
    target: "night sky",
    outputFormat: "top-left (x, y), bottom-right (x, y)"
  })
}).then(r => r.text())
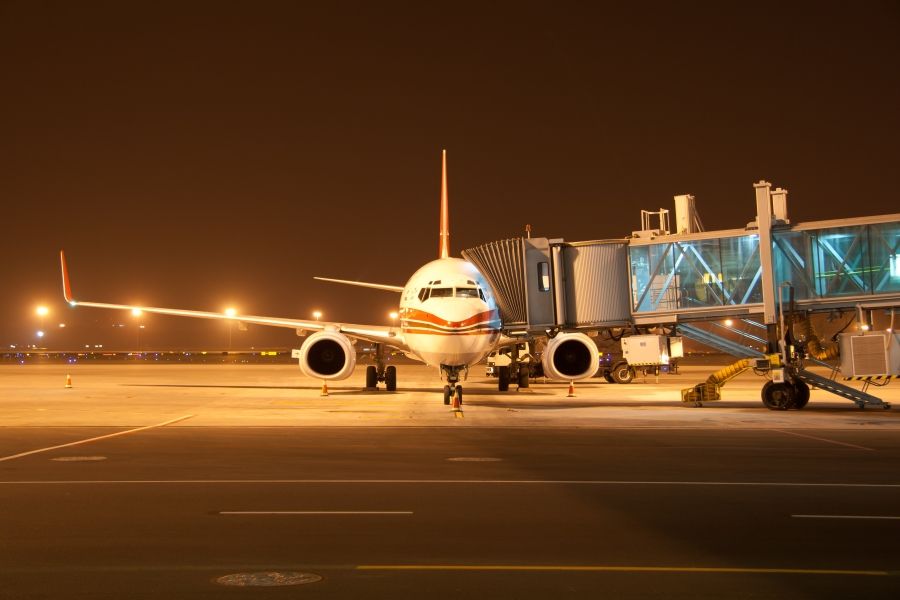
top-left (2, 1), bottom-right (898, 348)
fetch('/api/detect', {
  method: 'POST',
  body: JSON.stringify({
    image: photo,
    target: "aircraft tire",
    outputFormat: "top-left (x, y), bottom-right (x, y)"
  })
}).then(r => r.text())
top-left (365, 365), bottom-right (377, 389)
top-left (517, 369), bottom-right (529, 388)
top-left (385, 366), bottom-right (397, 391)
top-left (443, 385), bottom-right (451, 405)
top-left (498, 366), bottom-right (511, 392)
top-left (456, 385), bottom-right (463, 405)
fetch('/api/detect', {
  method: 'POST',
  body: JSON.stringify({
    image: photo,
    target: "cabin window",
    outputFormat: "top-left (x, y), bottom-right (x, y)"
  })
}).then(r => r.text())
top-left (537, 262), bottom-right (551, 292)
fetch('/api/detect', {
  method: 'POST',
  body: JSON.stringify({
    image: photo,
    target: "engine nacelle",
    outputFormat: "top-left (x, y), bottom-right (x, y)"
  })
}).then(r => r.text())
top-left (297, 331), bottom-right (357, 380)
top-left (541, 332), bottom-right (599, 381)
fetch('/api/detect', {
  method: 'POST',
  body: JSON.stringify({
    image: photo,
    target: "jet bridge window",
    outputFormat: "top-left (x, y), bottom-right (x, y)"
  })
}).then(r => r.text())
top-left (537, 262), bottom-right (551, 292)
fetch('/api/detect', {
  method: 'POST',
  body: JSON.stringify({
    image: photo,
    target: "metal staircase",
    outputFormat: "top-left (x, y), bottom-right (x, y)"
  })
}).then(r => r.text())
top-left (677, 323), bottom-right (764, 359)
top-left (796, 369), bottom-right (890, 409)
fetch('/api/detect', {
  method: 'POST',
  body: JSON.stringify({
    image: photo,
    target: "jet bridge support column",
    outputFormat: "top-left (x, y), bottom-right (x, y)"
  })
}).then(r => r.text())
top-left (754, 180), bottom-right (779, 352)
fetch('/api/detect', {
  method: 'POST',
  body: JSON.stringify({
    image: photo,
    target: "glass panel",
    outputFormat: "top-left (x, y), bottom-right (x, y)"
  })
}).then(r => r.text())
top-left (721, 234), bottom-right (763, 305)
top-left (868, 222), bottom-right (900, 293)
top-left (629, 243), bottom-right (675, 312)
top-left (673, 239), bottom-right (723, 309)
top-left (455, 287), bottom-right (479, 298)
top-left (773, 230), bottom-right (815, 300)
top-left (429, 287), bottom-right (453, 298)
top-left (810, 225), bottom-right (870, 297)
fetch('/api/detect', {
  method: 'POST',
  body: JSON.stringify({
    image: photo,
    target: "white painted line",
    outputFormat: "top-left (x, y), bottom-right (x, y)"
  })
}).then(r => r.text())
top-left (0, 479), bottom-right (898, 488)
top-left (792, 514), bottom-right (900, 521)
top-left (768, 429), bottom-right (875, 451)
top-left (219, 511), bottom-right (413, 515)
top-left (0, 415), bottom-right (195, 463)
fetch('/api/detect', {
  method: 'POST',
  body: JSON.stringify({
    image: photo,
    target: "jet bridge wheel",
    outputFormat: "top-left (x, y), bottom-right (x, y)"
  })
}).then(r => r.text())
top-left (365, 366), bottom-right (378, 389)
top-left (791, 380), bottom-right (810, 409)
top-left (761, 381), bottom-right (795, 411)
top-left (498, 366), bottom-right (511, 392)
top-left (385, 366), bottom-right (397, 391)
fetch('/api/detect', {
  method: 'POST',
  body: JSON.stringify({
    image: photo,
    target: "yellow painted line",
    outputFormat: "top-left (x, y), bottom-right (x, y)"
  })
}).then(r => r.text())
top-left (356, 565), bottom-right (889, 576)
top-left (0, 415), bottom-right (195, 463)
top-left (768, 429), bottom-right (875, 451)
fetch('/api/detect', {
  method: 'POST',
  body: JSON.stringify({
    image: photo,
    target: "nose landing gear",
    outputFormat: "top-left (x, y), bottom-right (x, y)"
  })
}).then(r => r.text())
top-left (441, 365), bottom-right (465, 410)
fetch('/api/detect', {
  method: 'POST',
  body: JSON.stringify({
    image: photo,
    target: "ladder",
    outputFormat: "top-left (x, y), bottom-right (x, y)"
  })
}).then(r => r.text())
top-left (796, 369), bottom-right (890, 409)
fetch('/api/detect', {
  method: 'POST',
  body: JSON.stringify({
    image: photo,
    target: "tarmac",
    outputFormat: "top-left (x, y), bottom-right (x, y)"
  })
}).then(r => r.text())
top-left (1, 363), bottom-right (898, 598)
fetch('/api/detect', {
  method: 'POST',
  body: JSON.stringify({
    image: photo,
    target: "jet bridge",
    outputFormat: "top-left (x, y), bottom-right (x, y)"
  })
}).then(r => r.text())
top-left (463, 180), bottom-right (900, 409)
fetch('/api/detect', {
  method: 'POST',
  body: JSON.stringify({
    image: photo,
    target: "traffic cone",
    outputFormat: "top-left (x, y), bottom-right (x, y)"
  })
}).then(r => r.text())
top-left (566, 381), bottom-right (575, 397)
top-left (320, 381), bottom-right (329, 396)
top-left (65, 374), bottom-right (73, 389)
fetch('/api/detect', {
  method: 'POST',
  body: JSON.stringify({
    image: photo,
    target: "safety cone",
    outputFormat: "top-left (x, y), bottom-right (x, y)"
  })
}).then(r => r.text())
top-left (566, 381), bottom-right (575, 397)
top-left (65, 374), bottom-right (73, 389)
top-left (320, 381), bottom-right (329, 397)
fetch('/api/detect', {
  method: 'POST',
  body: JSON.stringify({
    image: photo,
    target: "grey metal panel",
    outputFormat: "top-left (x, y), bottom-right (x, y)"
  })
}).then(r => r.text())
top-left (561, 242), bottom-right (631, 326)
top-left (461, 238), bottom-right (527, 326)
top-left (523, 238), bottom-right (555, 328)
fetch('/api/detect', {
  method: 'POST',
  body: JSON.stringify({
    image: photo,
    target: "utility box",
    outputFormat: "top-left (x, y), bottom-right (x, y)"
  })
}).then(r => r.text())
top-left (622, 334), bottom-right (680, 366)
top-left (838, 332), bottom-right (900, 377)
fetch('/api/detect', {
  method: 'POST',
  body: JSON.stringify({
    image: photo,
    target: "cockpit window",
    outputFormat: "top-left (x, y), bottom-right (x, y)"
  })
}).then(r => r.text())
top-left (455, 287), bottom-right (479, 299)
top-left (429, 287), bottom-right (454, 298)
top-left (418, 288), bottom-right (429, 302)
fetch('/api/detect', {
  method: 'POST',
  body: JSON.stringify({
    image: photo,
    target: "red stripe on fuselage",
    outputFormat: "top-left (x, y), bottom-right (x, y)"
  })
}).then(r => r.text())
top-left (399, 307), bottom-right (500, 329)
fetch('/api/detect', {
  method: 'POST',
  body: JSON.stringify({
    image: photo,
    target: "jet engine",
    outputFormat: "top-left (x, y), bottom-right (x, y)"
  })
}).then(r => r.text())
top-left (541, 332), bottom-right (599, 380)
top-left (297, 331), bottom-right (357, 380)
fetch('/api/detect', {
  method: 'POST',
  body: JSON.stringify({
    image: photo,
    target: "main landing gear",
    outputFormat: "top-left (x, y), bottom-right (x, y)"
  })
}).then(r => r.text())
top-left (441, 365), bottom-right (466, 408)
top-left (365, 344), bottom-right (397, 391)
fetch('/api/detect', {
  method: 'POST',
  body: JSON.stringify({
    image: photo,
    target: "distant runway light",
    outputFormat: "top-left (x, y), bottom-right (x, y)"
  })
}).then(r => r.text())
top-left (225, 307), bottom-right (237, 317)
top-left (58, 323), bottom-right (66, 328)
top-left (36, 305), bottom-right (49, 317)
top-left (36, 330), bottom-right (45, 338)
top-left (131, 308), bottom-right (143, 317)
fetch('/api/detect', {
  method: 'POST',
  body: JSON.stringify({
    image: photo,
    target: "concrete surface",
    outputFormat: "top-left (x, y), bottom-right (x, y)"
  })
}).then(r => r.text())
top-left (1, 364), bottom-right (898, 599)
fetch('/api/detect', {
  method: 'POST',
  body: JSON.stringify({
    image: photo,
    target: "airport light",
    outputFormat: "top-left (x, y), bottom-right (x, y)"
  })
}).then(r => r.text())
top-left (389, 311), bottom-right (398, 327)
top-left (225, 307), bottom-right (237, 317)
top-left (131, 308), bottom-right (143, 317)
top-left (58, 323), bottom-right (66, 328)
top-left (35, 306), bottom-right (49, 317)
top-left (724, 319), bottom-right (734, 327)
top-left (36, 330), bottom-right (44, 338)
top-left (313, 310), bottom-right (322, 321)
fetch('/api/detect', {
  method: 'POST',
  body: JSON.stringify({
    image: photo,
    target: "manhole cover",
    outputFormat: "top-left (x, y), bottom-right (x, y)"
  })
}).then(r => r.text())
top-left (446, 457), bottom-right (502, 462)
top-left (51, 456), bottom-right (107, 462)
top-left (215, 571), bottom-right (322, 587)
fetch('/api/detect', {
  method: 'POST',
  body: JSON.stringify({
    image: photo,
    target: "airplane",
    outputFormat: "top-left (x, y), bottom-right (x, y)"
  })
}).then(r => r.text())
top-left (59, 151), bottom-right (600, 407)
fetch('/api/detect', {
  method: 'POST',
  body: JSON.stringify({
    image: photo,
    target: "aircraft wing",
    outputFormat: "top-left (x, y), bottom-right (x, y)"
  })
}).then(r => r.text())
top-left (60, 252), bottom-right (409, 351)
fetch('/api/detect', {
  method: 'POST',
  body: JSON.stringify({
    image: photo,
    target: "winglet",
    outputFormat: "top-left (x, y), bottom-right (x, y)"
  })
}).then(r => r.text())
top-left (438, 149), bottom-right (450, 259)
top-left (60, 250), bottom-right (74, 304)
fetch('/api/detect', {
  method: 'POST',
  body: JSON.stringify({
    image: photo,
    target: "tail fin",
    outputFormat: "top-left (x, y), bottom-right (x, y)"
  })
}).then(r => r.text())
top-left (60, 250), bottom-right (74, 304)
top-left (439, 149), bottom-right (450, 259)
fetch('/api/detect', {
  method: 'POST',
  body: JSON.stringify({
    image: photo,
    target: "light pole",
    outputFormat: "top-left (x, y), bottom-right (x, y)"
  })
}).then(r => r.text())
top-left (389, 311), bottom-right (398, 329)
